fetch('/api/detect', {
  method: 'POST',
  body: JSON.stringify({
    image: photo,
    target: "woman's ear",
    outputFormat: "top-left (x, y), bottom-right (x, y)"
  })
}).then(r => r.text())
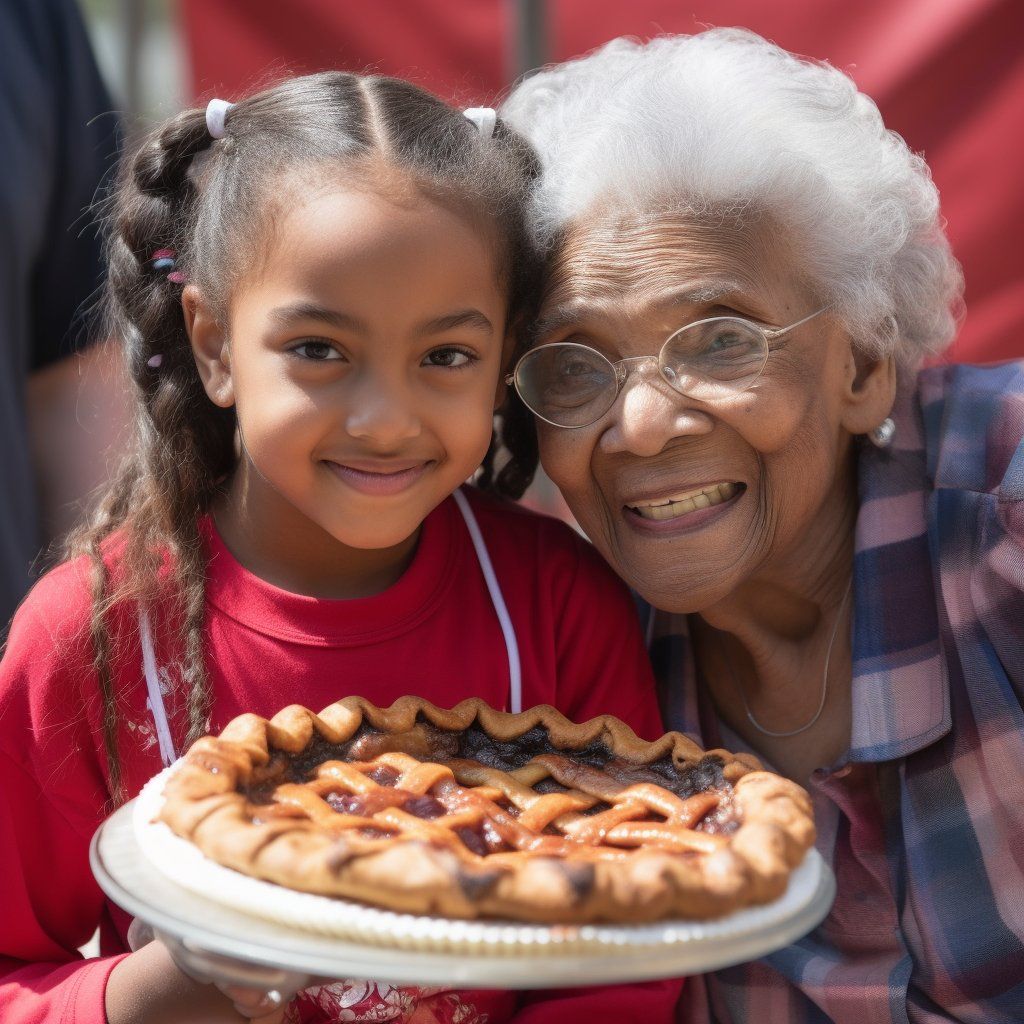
top-left (840, 341), bottom-right (897, 437)
top-left (182, 285), bottom-right (234, 408)
top-left (494, 328), bottom-right (518, 411)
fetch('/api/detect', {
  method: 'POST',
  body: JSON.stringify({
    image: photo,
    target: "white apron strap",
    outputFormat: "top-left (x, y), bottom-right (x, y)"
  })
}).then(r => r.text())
top-left (141, 492), bottom-right (523, 752)
top-left (452, 488), bottom-right (523, 713)
top-left (139, 606), bottom-right (178, 766)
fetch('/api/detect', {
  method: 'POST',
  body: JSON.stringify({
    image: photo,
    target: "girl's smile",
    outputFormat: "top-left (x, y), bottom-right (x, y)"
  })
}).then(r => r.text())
top-left (323, 458), bottom-right (434, 497)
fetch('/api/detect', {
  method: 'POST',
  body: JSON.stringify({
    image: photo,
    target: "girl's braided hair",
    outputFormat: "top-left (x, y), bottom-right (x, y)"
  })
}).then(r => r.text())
top-left (67, 72), bottom-right (541, 802)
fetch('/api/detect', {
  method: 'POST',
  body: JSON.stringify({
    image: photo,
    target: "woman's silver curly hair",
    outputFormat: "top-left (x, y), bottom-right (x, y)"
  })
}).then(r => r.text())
top-left (501, 28), bottom-right (964, 365)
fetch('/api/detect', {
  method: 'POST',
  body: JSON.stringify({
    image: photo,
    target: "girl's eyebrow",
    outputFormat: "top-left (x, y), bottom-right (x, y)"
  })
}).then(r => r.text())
top-left (267, 303), bottom-right (492, 337)
top-left (268, 301), bottom-right (365, 334)
top-left (419, 309), bottom-right (494, 335)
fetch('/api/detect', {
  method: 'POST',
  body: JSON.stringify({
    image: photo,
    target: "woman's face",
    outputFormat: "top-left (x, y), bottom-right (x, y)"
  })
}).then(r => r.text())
top-left (534, 214), bottom-right (878, 613)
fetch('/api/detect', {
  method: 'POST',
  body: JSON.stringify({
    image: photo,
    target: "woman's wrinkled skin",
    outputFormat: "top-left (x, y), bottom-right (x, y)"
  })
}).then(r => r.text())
top-left (536, 213), bottom-right (896, 780)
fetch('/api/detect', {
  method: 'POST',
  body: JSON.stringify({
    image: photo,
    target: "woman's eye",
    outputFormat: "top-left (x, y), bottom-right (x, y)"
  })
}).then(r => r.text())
top-left (559, 359), bottom-right (596, 377)
top-left (292, 341), bottom-right (342, 361)
top-left (707, 331), bottom-right (744, 350)
top-left (424, 346), bottom-right (475, 369)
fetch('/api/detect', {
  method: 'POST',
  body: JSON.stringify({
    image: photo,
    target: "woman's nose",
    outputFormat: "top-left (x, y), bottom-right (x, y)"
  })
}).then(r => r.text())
top-left (344, 374), bottom-right (422, 447)
top-left (600, 366), bottom-right (714, 457)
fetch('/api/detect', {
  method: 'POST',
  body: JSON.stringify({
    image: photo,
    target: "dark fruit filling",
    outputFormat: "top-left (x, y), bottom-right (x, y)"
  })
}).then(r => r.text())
top-left (695, 795), bottom-right (741, 836)
top-left (404, 795), bottom-right (446, 819)
top-left (455, 825), bottom-right (490, 857)
top-left (246, 713), bottom-right (740, 839)
top-left (326, 792), bottom-right (365, 815)
top-left (367, 764), bottom-right (400, 786)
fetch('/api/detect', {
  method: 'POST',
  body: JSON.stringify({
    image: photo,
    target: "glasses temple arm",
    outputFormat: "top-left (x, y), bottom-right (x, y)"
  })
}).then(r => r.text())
top-left (765, 305), bottom-right (830, 338)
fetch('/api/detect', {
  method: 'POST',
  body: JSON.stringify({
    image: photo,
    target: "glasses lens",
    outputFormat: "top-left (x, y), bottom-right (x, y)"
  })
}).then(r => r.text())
top-left (515, 343), bottom-right (617, 427)
top-left (662, 318), bottom-right (768, 397)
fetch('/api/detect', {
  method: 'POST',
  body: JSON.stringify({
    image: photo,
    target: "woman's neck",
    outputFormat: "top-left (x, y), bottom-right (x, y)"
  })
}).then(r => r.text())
top-left (692, 466), bottom-right (858, 782)
top-left (212, 466), bottom-right (420, 600)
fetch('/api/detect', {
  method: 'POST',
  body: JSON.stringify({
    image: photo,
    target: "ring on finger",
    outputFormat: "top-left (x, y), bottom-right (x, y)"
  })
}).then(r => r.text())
top-left (231, 988), bottom-right (284, 1016)
top-left (260, 989), bottom-right (283, 1011)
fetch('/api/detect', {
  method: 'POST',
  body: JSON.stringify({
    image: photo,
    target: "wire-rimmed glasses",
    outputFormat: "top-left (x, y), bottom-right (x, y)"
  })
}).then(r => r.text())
top-left (507, 308), bottom-right (828, 428)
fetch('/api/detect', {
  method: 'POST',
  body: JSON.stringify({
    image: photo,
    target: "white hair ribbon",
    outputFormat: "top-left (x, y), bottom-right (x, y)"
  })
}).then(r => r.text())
top-left (463, 106), bottom-right (497, 140)
top-left (205, 98), bottom-right (234, 139)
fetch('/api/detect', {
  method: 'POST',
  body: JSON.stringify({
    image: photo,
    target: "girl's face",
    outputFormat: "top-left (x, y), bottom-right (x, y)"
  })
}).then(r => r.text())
top-left (187, 174), bottom-right (509, 559)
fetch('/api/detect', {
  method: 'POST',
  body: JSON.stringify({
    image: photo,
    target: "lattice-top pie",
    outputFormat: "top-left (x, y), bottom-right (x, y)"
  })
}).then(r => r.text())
top-left (157, 697), bottom-right (815, 923)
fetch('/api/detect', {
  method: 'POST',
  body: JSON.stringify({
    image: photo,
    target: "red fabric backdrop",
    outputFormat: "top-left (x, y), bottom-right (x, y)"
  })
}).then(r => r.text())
top-left (181, 0), bottom-right (1023, 364)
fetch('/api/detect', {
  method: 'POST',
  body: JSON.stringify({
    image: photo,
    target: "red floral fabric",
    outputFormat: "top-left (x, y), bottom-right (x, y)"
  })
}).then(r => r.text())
top-left (285, 981), bottom-right (495, 1023)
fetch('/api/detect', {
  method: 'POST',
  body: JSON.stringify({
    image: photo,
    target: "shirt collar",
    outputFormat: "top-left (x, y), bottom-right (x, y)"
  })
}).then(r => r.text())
top-left (846, 376), bottom-right (950, 761)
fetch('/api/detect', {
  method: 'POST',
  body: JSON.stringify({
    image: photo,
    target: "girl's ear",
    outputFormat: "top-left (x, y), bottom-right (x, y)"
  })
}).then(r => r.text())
top-left (182, 285), bottom-right (234, 408)
top-left (839, 338), bottom-right (897, 437)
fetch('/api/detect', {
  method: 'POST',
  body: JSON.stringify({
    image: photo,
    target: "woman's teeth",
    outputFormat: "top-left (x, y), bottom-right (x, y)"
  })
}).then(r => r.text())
top-left (628, 482), bottom-right (740, 521)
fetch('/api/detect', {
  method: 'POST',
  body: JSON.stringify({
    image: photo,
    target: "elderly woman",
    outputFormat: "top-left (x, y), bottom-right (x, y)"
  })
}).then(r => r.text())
top-left (500, 28), bottom-right (1024, 1024)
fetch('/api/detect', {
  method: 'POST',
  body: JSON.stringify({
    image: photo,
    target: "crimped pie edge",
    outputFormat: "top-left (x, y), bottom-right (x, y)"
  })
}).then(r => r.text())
top-left (157, 696), bottom-right (815, 923)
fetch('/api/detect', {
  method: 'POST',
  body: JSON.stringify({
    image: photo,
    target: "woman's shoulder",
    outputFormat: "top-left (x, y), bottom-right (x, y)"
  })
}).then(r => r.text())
top-left (917, 360), bottom-right (1024, 499)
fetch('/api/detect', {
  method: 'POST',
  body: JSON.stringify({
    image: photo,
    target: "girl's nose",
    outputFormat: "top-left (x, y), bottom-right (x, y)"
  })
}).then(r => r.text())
top-left (344, 374), bottom-right (422, 447)
top-left (599, 367), bottom-right (714, 458)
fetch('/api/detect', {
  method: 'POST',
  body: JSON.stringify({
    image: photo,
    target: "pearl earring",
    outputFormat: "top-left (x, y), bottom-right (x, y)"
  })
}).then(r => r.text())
top-left (869, 417), bottom-right (896, 448)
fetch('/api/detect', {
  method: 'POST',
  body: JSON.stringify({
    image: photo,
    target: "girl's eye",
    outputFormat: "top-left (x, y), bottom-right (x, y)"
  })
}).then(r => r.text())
top-left (292, 340), bottom-right (342, 361)
top-left (423, 346), bottom-right (476, 369)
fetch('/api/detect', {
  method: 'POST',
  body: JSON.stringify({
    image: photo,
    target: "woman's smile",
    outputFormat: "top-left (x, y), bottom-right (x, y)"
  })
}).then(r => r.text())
top-left (622, 480), bottom-right (746, 534)
top-left (625, 480), bottom-right (744, 519)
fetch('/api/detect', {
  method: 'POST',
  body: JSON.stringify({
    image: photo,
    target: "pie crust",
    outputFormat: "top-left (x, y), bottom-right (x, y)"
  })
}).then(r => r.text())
top-left (157, 697), bottom-right (815, 923)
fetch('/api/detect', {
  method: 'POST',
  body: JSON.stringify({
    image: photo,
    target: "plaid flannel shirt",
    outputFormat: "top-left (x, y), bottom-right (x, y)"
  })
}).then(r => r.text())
top-left (650, 361), bottom-right (1024, 1024)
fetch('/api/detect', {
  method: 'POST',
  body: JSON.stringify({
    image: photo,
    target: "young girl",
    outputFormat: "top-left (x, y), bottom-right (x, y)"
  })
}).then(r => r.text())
top-left (0, 74), bottom-right (681, 1023)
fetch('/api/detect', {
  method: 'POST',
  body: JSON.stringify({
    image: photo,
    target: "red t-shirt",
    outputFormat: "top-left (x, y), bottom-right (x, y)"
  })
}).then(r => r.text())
top-left (0, 488), bottom-right (681, 1023)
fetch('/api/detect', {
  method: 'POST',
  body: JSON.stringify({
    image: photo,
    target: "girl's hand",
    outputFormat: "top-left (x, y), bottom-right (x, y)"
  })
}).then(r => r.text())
top-left (157, 928), bottom-right (311, 1020)
top-left (219, 984), bottom-right (288, 1022)
top-left (107, 922), bottom-right (312, 1022)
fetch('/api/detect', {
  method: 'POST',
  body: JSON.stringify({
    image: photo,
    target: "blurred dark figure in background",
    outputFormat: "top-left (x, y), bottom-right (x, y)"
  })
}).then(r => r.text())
top-left (0, 0), bottom-right (124, 632)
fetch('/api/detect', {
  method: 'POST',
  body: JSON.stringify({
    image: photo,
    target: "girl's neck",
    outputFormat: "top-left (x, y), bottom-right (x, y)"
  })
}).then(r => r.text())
top-left (212, 467), bottom-right (421, 600)
top-left (692, 462), bottom-right (858, 781)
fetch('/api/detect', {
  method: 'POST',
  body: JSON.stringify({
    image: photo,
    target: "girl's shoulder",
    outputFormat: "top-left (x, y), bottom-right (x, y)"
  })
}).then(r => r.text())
top-left (460, 486), bottom-right (626, 595)
top-left (0, 554), bottom-right (102, 778)
top-left (5, 552), bottom-right (99, 655)
top-left (0, 530), bottom-right (144, 702)
top-left (463, 485), bottom-right (591, 555)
